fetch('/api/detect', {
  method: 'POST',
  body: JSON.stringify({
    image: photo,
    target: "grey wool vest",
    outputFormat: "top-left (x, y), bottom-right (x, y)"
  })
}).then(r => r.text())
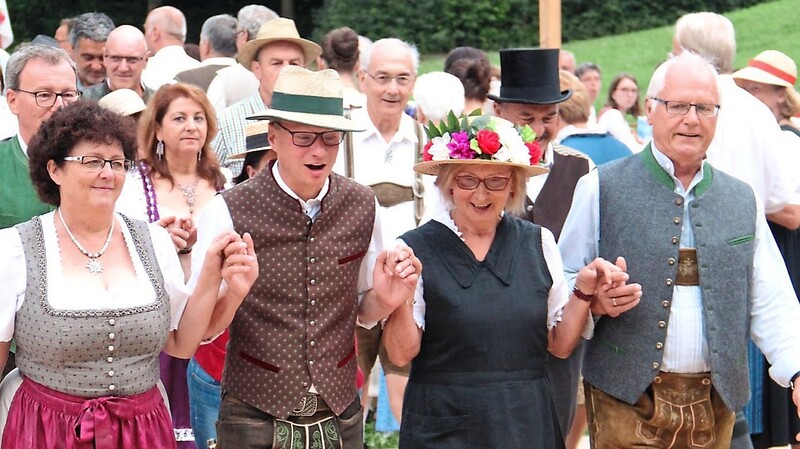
top-left (15, 215), bottom-right (169, 398)
top-left (222, 164), bottom-right (376, 418)
top-left (583, 147), bottom-right (757, 411)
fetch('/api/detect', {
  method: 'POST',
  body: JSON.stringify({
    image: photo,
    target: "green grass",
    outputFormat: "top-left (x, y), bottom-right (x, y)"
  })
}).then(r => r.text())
top-left (419, 0), bottom-right (800, 110)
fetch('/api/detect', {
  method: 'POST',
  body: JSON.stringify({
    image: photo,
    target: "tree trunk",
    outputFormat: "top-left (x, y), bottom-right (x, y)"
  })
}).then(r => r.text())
top-left (281, 0), bottom-right (294, 18)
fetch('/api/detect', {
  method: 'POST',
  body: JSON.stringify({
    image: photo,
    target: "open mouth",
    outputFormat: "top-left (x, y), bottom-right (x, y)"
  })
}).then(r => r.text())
top-left (305, 163), bottom-right (326, 171)
top-left (471, 202), bottom-right (491, 210)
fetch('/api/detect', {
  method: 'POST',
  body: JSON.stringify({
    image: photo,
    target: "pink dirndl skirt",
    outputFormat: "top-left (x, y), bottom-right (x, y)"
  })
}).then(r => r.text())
top-left (2, 377), bottom-right (177, 449)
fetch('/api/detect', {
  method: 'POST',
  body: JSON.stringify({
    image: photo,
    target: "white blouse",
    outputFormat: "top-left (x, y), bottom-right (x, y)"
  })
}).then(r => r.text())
top-left (0, 211), bottom-right (191, 341)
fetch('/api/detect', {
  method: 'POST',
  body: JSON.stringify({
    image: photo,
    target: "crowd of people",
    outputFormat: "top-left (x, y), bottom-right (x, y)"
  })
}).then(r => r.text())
top-left (0, 5), bottom-right (800, 449)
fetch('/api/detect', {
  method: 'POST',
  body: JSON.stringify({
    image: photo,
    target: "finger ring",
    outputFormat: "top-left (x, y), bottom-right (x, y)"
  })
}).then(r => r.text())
top-left (612, 297), bottom-right (618, 307)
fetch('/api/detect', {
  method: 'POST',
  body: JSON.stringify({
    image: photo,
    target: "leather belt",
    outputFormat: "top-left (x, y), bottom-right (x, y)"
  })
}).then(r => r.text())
top-left (370, 182), bottom-right (414, 208)
top-left (675, 248), bottom-right (699, 286)
top-left (289, 393), bottom-right (331, 417)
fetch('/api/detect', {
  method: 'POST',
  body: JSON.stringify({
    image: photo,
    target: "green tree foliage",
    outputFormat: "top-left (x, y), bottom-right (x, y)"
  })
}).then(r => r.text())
top-left (314, 0), bottom-right (765, 53)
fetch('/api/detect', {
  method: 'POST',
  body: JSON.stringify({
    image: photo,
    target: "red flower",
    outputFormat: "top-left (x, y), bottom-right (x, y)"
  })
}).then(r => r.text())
top-left (526, 141), bottom-right (543, 165)
top-left (476, 130), bottom-right (501, 155)
top-left (422, 141), bottom-right (433, 161)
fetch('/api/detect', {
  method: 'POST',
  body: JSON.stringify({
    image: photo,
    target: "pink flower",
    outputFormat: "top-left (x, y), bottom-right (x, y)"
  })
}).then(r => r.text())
top-left (447, 131), bottom-right (475, 159)
top-left (476, 129), bottom-right (501, 155)
top-left (526, 141), bottom-right (543, 165)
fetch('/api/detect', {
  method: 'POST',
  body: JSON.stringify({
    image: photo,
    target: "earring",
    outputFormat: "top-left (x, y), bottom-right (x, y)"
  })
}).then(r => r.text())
top-left (197, 150), bottom-right (201, 162)
top-left (156, 140), bottom-right (164, 160)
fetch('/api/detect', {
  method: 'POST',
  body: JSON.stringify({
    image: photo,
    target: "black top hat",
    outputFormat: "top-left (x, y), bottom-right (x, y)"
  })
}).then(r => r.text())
top-left (488, 48), bottom-right (572, 105)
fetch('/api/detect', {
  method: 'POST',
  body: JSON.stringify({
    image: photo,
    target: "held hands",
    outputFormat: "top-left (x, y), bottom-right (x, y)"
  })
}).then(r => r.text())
top-left (158, 216), bottom-right (197, 253)
top-left (204, 231), bottom-right (258, 301)
top-left (576, 257), bottom-right (642, 317)
top-left (373, 244), bottom-right (422, 313)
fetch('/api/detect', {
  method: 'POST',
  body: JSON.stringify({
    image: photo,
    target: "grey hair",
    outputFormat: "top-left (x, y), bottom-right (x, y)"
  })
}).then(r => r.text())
top-left (434, 164), bottom-right (529, 216)
top-left (575, 62), bottom-right (601, 78)
top-left (674, 12), bottom-right (736, 74)
top-left (413, 72), bottom-right (465, 123)
top-left (200, 14), bottom-right (238, 57)
top-left (361, 38), bottom-right (419, 74)
top-left (69, 12), bottom-right (114, 47)
top-left (6, 44), bottom-right (76, 91)
top-left (646, 51), bottom-right (718, 113)
top-left (237, 5), bottom-right (279, 40)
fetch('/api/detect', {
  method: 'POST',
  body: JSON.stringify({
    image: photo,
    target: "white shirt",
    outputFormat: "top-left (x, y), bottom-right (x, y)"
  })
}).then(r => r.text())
top-left (335, 108), bottom-right (427, 247)
top-left (598, 108), bottom-right (642, 153)
top-left (0, 97), bottom-right (17, 141)
top-left (206, 64), bottom-right (259, 114)
top-left (0, 211), bottom-right (191, 340)
top-left (141, 45), bottom-right (201, 91)
top-left (707, 75), bottom-right (799, 212)
top-left (402, 208), bottom-right (589, 337)
top-left (559, 144), bottom-right (800, 387)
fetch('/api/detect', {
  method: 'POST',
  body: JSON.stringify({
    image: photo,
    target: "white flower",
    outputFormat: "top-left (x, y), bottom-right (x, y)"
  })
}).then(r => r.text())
top-left (429, 133), bottom-right (452, 161)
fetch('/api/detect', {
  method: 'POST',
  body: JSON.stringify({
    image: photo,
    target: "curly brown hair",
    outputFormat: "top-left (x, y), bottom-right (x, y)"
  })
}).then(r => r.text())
top-left (138, 83), bottom-right (225, 190)
top-left (28, 100), bottom-right (137, 206)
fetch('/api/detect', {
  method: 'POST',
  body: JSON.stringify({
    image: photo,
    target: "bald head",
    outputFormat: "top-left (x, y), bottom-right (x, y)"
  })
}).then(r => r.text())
top-left (144, 6), bottom-right (187, 52)
top-left (103, 25), bottom-right (149, 94)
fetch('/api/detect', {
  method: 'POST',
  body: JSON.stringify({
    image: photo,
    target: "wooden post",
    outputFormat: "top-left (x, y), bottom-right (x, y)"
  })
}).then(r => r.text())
top-left (539, 0), bottom-right (561, 48)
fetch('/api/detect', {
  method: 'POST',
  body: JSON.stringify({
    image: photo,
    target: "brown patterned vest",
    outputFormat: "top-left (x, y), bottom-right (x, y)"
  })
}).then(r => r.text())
top-left (222, 165), bottom-right (376, 418)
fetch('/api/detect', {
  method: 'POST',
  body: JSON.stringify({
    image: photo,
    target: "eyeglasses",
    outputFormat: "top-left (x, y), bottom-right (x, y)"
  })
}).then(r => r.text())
top-left (104, 55), bottom-right (145, 65)
top-left (368, 73), bottom-right (413, 87)
top-left (15, 89), bottom-right (81, 108)
top-left (651, 97), bottom-right (720, 117)
top-left (454, 175), bottom-right (511, 191)
top-left (63, 156), bottom-right (133, 174)
top-left (274, 122), bottom-right (345, 147)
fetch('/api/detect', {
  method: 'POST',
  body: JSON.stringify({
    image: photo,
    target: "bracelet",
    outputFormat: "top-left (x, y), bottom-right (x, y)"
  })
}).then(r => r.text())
top-left (178, 246), bottom-right (193, 255)
top-left (572, 286), bottom-right (594, 302)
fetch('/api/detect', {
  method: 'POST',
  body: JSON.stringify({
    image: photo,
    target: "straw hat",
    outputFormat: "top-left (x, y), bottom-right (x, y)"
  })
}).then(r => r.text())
top-left (732, 50), bottom-right (800, 107)
top-left (228, 122), bottom-right (274, 161)
top-left (247, 66), bottom-right (364, 132)
top-left (98, 89), bottom-right (146, 117)
top-left (238, 18), bottom-right (322, 71)
top-left (414, 114), bottom-right (548, 177)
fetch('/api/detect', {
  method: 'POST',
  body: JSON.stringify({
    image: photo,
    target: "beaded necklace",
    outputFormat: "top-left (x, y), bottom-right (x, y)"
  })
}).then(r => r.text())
top-left (57, 208), bottom-right (115, 274)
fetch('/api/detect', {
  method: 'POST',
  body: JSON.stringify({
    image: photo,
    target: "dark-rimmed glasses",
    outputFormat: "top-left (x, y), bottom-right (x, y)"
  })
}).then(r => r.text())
top-left (454, 175), bottom-right (511, 191)
top-left (15, 89), bottom-right (81, 108)
top-left (651, 97), bottom-right (720, 117)
top-left (274, 122), bottom-right (345, 147)
top-left (104, 55), bottom-right (145, 65)
top-left (63, 156), bottom-right (133, 174)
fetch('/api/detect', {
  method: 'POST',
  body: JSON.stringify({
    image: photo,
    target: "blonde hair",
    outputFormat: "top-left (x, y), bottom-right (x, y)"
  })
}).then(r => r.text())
top-left (434, 164), bottom-right (529, 216)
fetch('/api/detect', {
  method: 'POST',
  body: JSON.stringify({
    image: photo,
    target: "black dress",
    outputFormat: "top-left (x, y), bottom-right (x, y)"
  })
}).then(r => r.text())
top-left (398, 216), bottom-right (565, 449)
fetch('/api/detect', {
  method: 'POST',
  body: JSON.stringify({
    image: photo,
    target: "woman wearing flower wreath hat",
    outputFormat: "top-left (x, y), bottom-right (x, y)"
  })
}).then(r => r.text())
top-left (381, 112), bottom-right (635, 448)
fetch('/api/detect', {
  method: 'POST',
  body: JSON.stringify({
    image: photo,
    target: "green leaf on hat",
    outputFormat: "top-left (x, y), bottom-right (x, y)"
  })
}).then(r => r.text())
top-left (446, 110), bottom-right (460, 133)
top-left (425, 120), bottom-right (441, 139)
top-left (519, 125), bottom-right (536, 143)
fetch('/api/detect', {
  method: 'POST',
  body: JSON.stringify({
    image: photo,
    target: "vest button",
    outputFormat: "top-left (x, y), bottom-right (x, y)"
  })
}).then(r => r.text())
top-left (652, 362), bottom-right (660, 370)
top-left (655, 342), bottom-right (664, 350)
top-left (310, 279), bottom-right (317, 285)
top-left (302, 381), bottom-right (309, 387)
top-left (108, 333), bottom-right (115, 340)
top-left (671, 237), bottom-right (679, 244)
top-left (658, 321), bottom-right (666, 329)
top-left (309, 237), bottom-right (316, 243)
top-left (310, 320), bottom-right (316, 326)
top-left (306, 220), bottom-right (312, 226)
top-left (526, 205), bottom-right (533, 212)
top-left (107, 357), bottom-right (113, 363)
top-left (310, 300), bottom-right (316, 306)
top-left (665, 278), bottom-right (673, 286)
top-left (653, 376), bottom-right (662, 384)
top-left (309, 257), bottom-right (316, 264)
top-left (667, 258), bottom-right (675, 265)
top-left (108, 384), bottom-right (116, 391)
top-left (108, 345), bottom-right (115, 352)
top-left (673, 217), bottom-right (681, 225)
top-left (661, 300), bottom-right (670, 308)
top-left (108, 319), bottom-right (115, 326)
top-left (309, 360), bottom-right (314, 366)
top-left (675, 197), bottom-right (683, 206)
top-left (702, 378), bottom-right (711, 386)
top-left (108, 370), bottom-right (114, 377)
top-left (310, 340), bottom-right (315, 347)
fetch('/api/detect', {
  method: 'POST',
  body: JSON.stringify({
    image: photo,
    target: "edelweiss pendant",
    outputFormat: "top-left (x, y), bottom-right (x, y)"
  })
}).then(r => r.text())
top-left (86, 258), bottom-right (103, 274)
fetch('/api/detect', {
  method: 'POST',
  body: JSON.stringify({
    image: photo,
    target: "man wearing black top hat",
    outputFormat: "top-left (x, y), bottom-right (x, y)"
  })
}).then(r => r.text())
top-left (489, 47), bottom-right (593, 437)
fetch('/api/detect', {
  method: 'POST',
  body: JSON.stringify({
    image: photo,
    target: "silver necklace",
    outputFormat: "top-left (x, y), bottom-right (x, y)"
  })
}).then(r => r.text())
top-left (175, 178), bottom-right (199, 216)
top-left (57, 208), bottom-right (115, 274)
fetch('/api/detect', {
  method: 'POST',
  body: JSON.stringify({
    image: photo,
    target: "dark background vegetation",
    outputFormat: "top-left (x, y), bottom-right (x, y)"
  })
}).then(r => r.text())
top-left (8, 0), bottom-right (763, 53)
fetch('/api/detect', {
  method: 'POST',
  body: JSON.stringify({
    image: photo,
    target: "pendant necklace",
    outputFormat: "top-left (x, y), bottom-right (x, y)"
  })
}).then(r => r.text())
top-left (176, 178), bottom-right (199, 216)
top-left (58, 208), bottom-right (115, 274)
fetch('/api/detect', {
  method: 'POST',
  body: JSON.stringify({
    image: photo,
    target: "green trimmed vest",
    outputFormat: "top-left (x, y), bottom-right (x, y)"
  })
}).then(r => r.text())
top-left (221, 165), bottom-right (376, 418)
top-left (0, 136), bottom-right (53, 229)
top-left (584, 147), bottom-right (756, 411)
